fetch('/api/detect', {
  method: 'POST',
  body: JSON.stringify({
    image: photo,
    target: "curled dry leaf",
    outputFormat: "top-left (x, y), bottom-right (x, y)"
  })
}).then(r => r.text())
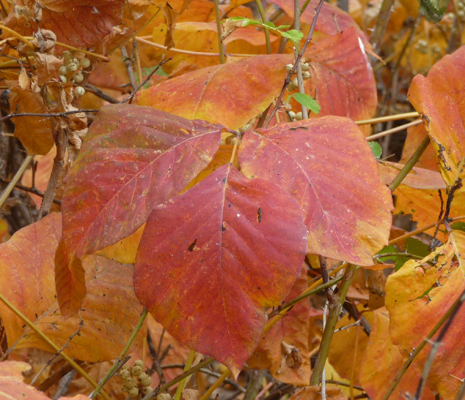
top-left (55, 104), bottom-right (224, 317)
top-left (239, 117), bottom-right (393, 266)
top-left (134, 164), bottom-right (308, 376)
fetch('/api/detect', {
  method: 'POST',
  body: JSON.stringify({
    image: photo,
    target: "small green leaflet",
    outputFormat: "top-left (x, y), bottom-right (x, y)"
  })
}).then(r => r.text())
top-left (226, 17), bottom-right (303, 48)
top-left (419, 0), bottom-right (450, 22)
top-left (451, 222), bottom-right (465, 232)
top-left (368, 142), bottom-right (382, 159)
top-left (291, 93), bottom-right (320, 114)
top-left (136, 66), bottom-right (168, 88)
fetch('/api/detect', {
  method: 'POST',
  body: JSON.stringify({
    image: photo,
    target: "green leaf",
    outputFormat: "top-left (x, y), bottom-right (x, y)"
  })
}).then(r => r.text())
top-left (405, 237), bottom-right (430, 258)
top-left (135, 66), bottom-right (167, 88)
top-left (291, 93), bottom-right (320, 114)
top-left (368, 142), bottom-right (382, 159)
top-left (418, 0), bottom-right (450, 22)
top-left (280, 29), bottom-right (304, 48)
top-left (452, 222), bottom-right (465, 232)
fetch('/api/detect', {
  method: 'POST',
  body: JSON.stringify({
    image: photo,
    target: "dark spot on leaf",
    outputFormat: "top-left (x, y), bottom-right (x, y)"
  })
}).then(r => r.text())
top-left (188, 239), bottom-right (197, 251)
top-left (257, 207), bottom-right (262, 223)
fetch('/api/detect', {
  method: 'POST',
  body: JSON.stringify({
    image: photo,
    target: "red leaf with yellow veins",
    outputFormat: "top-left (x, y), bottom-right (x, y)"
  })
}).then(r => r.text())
top-left (248, 266), bottom-right (311, 386)
top-left (136, 55), bottom-right (292, 130)
top-left (408, 46), bottom-right (465, 193)
top-left (239, 117), bottom-right (393, 266)
top-left (55, 104), bottom-right (223, 317)
top-left (134, 164), bottom-right (307, 376)
top-left (385, 230), bottom-right (465, 397)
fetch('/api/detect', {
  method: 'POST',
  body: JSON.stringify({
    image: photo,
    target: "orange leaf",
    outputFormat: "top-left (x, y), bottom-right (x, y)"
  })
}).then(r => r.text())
top-left (8, 86), bottom-right (54, 156)
top-left (0, 213), bottom-right (146, 362)
top-left (134, 164), bottom-right (308, 376)
top-left (239, 117), bottom-right (393, 266)
top-left (55, 104), bottom-right (223, 317)
top-left (288, 386), bottom-right (347, 400)
top-left (136, 54), bottom-right (292, 130)
top-left (248, 266), bottom-right (311, 386)
top-left (378, 161), bottom-right (445, 189)
top-left (408, 45), bottom-right (465, 193)
top-left (400, 124), bottom-right (438, 172)
top-left (359, 310), bottom-right (435, 400)
top-left (385, 230), bottom-right (465, 397)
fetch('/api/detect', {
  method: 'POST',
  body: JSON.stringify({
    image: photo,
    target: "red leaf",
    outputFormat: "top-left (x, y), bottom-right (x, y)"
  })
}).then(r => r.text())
top-left (134, 164), bottom-right (307, 376)
top-left (239, 117), bottom-right (393, 265)
top-left (55, 104), bottom-right (223, 317)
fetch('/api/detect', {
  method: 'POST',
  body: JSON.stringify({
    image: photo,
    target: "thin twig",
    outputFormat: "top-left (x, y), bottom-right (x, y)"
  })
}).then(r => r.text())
top-left (0, 155), bottom-right (33, 208)
top-left (356, 112), bottom-right (419, 126)
top-left (264, 0), bottom-right (325, 127)
top-left (120, 46), bottom-right (138, 91)
top-left (382, 288), bottom-right (465, 400)
top-left (199, 369), bottom-right (232, 400)
top-left (368, 0), bottom-right (395, 59)
top-left (0, 178), bottom-right (62, 205)
top-left (366, 119), bottom-right (422, 142)
top-left (147, 330), bottom-right (165, 384)
top-left (334, 320), bottom-right (361, 333)
top-left (121, 57), bottom-right (171, 104)
top-left (90, 308), bottom-right (148, 399)
top-left (31, 319), bottom-right (84, 385)
top-left (85, 84), bottom-right (119, 104)
top-left (52, 370), bottom-right (77, 400)
top-left (0, 109), bottom-right (99, 124)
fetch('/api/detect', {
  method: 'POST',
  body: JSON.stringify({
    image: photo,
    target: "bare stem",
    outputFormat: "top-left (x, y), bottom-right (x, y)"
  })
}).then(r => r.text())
top-left (389, 135), bottom-right (430, 192)
top-left (369, 0), bottom-right (395, 59)
top-left (310, 264), bottom-right (357, 385)
top-left (213, 0), bottom-right (225, 64)
top-left (199, 369), bottom-right (232, 400)
top-left (254, 0), bottom-right (271, 54)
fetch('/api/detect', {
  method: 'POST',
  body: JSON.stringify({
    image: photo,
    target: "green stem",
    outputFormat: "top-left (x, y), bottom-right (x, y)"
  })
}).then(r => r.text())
top-left (382, 288), bottom-right (465, 400)
top-left (293, 0), bottom-right (308, 119)
top-left (0, 155), bottom-right (33, 208)
top-left (90, 308), bottom-right (148, 399)
top-left (173, 350), bottom-right (196, 400)
top-left (309, 264), bottom-right (357, 385)
top-left (254, 0), bottom-right (271, 54)
top-left (389, 135), bottom-right (430, 192)
top-left (213, 0), bottom-right (225, 64)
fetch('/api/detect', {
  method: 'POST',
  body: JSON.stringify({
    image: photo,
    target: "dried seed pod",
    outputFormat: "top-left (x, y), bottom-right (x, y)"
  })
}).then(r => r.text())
top-left (295, 112), bottom-right (302, 120)
top-left (74, 86), bottom-right (85, 97)
top-left (128, 387), bottom-right (139, 397)
top-left (287, 82), bottom-right (296, 91)
top-left (73, 72), bottom-right (84, 83)
top-left (132, 365), bottom-right (142, 377)
top-left (291, 78), bottom-right (298, 87)
top-left (239, 124), bottom-right (249, 133)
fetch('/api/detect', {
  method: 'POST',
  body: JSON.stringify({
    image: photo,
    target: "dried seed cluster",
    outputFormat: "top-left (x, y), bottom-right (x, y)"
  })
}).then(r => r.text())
top-left (120, 360), bottom-right (153, 398)
top-left (58, 50), bottom-right (89, 98)
top-left (285, 61), bottom-right (311, 91)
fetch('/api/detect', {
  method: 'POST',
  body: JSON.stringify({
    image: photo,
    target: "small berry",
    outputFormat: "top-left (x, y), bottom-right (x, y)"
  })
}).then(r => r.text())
top-left (295, 112), bottom-right (302, 120)
top-left (143, 387), bottom-right (154, 396)
top-left (74, 86), bottom-right (85, 97)
top-left (291, 78), bottom-right (298, 87)
top-left (59, 66), bottom-right (68, 75)
top-left (120, 369), bottom-right (131, 379)
top-left (132, 365), bottom-right (142, 377)
top-left (59, 75), bottom-right (67, 83)
top-left (285, 63), bottom-right (294, 72)
top-left (140, 373), bottom-right (152, 387)
top-left (67, 62), bottom-right (78, 72)
top-left (300, 62), bottom-right (310, 71)
top-left (128, 387), bottom-right (139, 397)
top-left (134, 360), bottom-right (144, 368)
top-left (73, 72), bottom-right (84, 83)
top-left (63, 51), bottom-right (72, 62)
top-left (80, 58), bottom-right (91, 68)
top-left (302, 71), bottom-right (310, 79)
top-left (123, 378), bottom-right (136, 389)
top-left (289, 111), bottom-right (296, 120)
